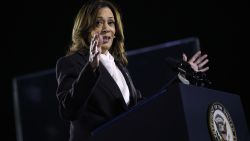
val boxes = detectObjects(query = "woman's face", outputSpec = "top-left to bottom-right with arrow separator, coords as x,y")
90,7 -> 116,53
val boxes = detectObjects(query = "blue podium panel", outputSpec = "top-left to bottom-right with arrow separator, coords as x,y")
90,83 -> 250,141
178,84 -> 250,141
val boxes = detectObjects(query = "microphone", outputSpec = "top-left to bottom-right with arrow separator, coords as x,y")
165,57 -> 193,75
165,57 -> 211,87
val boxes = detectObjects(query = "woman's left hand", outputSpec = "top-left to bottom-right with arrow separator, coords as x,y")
182,51 -> 209,72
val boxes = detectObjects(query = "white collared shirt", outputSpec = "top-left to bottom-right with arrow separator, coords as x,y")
100,52 -> 130,105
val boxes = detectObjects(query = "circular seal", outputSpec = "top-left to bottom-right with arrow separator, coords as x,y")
208,102 -> 237,141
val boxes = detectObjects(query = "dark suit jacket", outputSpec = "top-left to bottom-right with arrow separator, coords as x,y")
56,52 -> 142,141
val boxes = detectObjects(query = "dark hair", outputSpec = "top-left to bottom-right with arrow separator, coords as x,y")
68,0 -> 127,65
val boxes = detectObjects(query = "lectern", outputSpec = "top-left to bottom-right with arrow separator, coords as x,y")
90,83 -> 250,141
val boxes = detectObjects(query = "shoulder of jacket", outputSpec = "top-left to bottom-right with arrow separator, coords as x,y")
57,52 -> 88,65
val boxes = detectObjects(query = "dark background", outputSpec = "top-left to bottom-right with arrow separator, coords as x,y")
5,0 -> 249,140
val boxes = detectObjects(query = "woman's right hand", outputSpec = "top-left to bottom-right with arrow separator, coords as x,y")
89,33 -> 103,71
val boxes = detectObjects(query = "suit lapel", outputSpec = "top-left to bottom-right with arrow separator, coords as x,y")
75,52 -> 132,109
115,61 -> 137,106
99,63 -> 129,109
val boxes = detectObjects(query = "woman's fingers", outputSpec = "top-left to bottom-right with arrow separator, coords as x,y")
185,51 -> 209,72
90,33 -> 101,55
189,51 -> 201,63
199,66 -> 209,72
194,54 -> 208,65
198,59 -> 209,69
89,33 -> 99,63
89,33 -> 103,71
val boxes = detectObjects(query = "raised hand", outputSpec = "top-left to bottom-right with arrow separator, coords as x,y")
89,33 -> 103,71
183,51 -> 209,72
